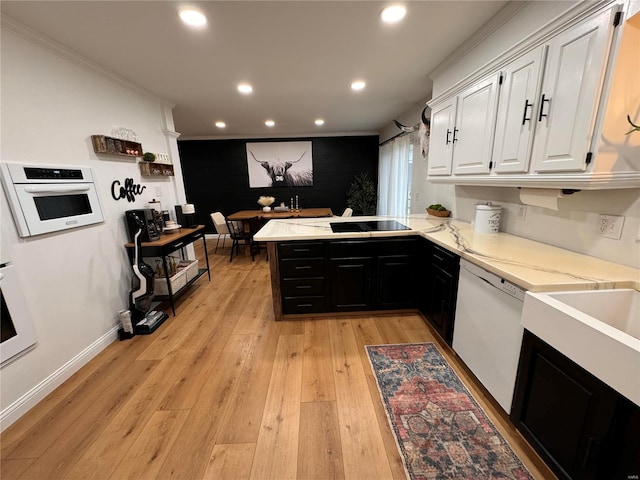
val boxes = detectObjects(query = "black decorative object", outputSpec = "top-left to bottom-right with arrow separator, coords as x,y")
111,178 -> 146,202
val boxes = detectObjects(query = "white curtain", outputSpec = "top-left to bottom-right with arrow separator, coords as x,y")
377,134 -> 413,216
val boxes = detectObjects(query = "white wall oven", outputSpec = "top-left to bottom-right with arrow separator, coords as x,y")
0,262 -> 37,366
1,163 -> 104,237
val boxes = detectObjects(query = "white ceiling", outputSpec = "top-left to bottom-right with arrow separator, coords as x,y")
1,1 -> 508,138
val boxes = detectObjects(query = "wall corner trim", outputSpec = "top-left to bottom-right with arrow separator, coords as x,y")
0,326 -> 120,432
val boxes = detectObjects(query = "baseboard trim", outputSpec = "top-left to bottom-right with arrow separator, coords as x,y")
0,326 -> 119,432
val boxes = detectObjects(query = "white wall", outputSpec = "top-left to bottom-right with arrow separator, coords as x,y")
0,24 -> 185,428
382,1 -> 640,269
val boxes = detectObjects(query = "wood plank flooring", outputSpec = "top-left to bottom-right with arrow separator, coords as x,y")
0,237 -> 557,479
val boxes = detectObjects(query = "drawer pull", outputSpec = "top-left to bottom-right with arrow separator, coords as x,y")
297,303 -> 312,307
296,285 -> 312,289
295,266 -> 312,270
433,254 -> 445,262
293,248 -> 310,252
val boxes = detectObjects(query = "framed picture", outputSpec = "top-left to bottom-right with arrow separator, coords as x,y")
246,141 -> 313,188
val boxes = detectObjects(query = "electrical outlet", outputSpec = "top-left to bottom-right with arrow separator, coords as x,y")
598,214 -> 624,239
517,204 -> 527,221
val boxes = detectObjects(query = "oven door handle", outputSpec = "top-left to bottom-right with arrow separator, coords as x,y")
24,185 -> 91,194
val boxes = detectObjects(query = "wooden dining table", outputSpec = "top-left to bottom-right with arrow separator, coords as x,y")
227,208 -> 334,255
227,207 -> 333,221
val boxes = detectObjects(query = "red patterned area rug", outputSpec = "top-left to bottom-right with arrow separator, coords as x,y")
366,343 -> 533,480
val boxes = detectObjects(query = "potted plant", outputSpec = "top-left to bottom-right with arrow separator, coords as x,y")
142,152 -> 156,162
346,172 -> 377,215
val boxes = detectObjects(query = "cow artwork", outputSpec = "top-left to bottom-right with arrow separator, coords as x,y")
246,141 -> 313,188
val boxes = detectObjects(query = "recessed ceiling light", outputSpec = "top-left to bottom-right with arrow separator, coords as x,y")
215,121 -> 226,128
237,83 -> 253,94
315,119 -> 325,126
265,120 -> 275,127
380,5 -> 407,23
351,80 -> 366,91
179,9 -> 207,27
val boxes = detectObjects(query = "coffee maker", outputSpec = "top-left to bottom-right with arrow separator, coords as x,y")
175,204 -> 197,228
125,209 -> 161,242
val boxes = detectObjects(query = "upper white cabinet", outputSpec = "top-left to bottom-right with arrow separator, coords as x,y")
428,74 -> 501,176
428,97 -> 456,176
427,2 -> 640,189
531,7 -> 617,173
452,74 -> 501,175
492,46 -> 546,173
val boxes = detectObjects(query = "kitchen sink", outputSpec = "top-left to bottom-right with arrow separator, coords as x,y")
521,289 -> 640,406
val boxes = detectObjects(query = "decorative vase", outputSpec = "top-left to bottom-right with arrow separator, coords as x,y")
262,206 -> 271,212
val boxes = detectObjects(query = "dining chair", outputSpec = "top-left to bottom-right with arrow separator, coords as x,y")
342,207 -> 353,217
210,212 -> 230,253
225,217 -> 260,262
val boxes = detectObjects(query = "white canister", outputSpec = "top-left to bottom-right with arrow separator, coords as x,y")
474,202 -> 502,234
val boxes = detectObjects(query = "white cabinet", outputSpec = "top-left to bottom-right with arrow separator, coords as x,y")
452,73 -> 501,175
427,97 -> 456,176
427,73 -> 501,176
426,3 -> 639,189
531,6 -> 618,173
492,46 -> 546,173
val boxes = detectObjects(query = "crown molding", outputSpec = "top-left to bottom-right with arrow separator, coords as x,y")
178,131 -> 380,141
2,15 -> 175,109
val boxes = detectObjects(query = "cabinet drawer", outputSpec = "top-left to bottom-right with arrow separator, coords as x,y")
431,245 -> 459,270
279,242 -> 325,258
280,258 -> 325,277
283,296 -> 326,314
282,277 -> 325,296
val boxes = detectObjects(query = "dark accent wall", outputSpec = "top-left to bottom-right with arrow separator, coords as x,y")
178,135 -> 379,232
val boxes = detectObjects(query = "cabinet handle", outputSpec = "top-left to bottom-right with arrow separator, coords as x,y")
538,94 -> 550,121
296,285 -> 312,289
445,129 -> 451,145
295,265 -> 311,270
298,303 -> 312,307
293,248 -> 310,252
452,128 -> 459,143
521,99 -> 533,125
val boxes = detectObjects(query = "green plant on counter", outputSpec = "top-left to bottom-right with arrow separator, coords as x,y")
428,203 -> 448,211
142,152 -> 156,162
346,171 -> 377,215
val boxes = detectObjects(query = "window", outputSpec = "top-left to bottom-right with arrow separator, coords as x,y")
377,134 -> 413,216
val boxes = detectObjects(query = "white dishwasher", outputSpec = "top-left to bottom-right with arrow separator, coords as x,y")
452,259 -> 526,414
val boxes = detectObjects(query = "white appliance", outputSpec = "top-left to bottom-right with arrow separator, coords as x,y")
0,262 -> 37,366
452,259 -> 526,413
0,162 -> 104,237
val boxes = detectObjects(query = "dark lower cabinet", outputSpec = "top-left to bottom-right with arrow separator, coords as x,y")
328,257 -> 373,310
376,255 -> 418,309
419,240 -> 459,345
278,237 -> 422,315
511,331 -> 640,480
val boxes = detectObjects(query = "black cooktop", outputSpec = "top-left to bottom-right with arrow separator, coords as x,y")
330,220 -> 410,233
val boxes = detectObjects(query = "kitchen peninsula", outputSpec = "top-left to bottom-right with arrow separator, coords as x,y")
256,214 -> 640,320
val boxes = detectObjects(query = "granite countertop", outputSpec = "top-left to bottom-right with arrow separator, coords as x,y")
254,214 -> 640,292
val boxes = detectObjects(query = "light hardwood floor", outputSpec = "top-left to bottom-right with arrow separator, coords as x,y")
1,238 -> 556,479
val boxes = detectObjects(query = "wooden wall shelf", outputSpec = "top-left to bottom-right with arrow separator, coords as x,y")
91,135 -> 142,158
139,162 -> 174,176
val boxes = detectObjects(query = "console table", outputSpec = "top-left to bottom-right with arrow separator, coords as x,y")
125,225 -> 210,316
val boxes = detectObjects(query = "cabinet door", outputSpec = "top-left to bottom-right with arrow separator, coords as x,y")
328,258 -> 373,311
376,255 -> 417,309
452,73 -> 501,175
492,46 -> 546,173
426,264 -> 456,345
531,6 -> 618,173
511,331 -> 619,480
427,97 -> 456,176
